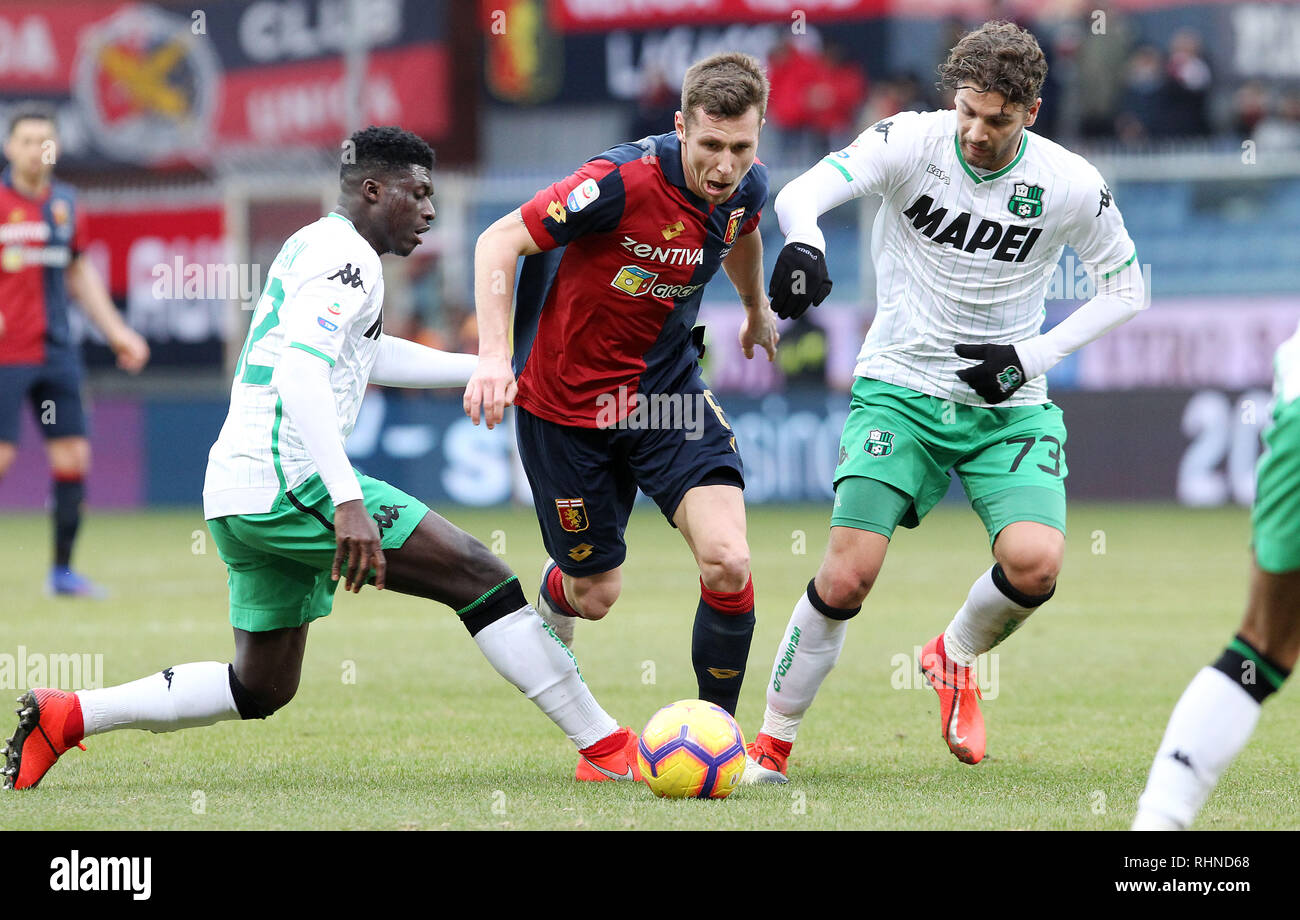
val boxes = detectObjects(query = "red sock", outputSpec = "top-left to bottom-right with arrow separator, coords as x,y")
546,565 -> 580,617
63,694 -> 85,747
580,727 -> 626,759
699,574 -> 754,614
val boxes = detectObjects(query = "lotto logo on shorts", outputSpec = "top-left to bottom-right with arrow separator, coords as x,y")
610,264 -> 657,297
555,498 -> 589,532
865,428 -> 895,457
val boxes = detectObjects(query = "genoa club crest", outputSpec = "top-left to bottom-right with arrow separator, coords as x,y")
723,208 -> 746,244
555,498 -> 589,532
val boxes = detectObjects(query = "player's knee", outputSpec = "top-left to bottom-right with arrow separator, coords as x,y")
698,543 -> 750,594
229,667 -> 297,718
997,549 -> 1061,598
817,563 -> 878,610
570,577 -> 619,620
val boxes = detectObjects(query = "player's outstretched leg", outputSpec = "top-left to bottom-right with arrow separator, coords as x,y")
747,525 -> 886,782
3,652 -> 287,790
1134,563 -> 1300,829
922,521 -> 1061,765
383,511 -> 638,781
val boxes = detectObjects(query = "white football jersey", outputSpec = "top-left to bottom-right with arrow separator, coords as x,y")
203,212 -> 385,518
825,109 -> 1136,406
1275,319 -> 1300,408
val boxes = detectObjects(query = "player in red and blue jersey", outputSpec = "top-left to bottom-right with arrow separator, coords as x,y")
466,53 -> 786,784
0,110 -> 150,596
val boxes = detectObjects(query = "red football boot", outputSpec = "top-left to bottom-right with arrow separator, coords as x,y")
919,634 -> 985,764
3,689 -> 87,790
576,727 -> 641,782
743,733 -> 791,784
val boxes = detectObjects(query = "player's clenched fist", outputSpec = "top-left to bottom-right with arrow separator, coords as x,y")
464,353 -> 518,429
767,242 -> 833,320
954,343 -> 1026,404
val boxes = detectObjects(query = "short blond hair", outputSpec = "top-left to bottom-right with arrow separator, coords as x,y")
680,52 -> 769,126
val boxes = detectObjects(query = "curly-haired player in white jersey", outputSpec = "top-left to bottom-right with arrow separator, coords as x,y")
744,22 -> 1147,777
4,126 -> 642,791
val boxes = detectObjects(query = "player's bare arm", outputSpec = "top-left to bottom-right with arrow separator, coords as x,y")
465,207 -> 542,429
722,228 -> 779,361
65,254 -> 150,374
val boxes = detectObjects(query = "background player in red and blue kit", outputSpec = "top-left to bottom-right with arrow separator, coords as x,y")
466,53 -> 786,782
0,110 -> 150,596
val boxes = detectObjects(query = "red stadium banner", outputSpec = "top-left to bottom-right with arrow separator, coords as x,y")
0,0 -> 451,169
545,0 -> 1282,32
79,202 -> 230,366
547,0 -> 889,32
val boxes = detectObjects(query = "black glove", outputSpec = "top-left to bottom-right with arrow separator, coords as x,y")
768,242 -> 833,320
954,343 -> 1026,404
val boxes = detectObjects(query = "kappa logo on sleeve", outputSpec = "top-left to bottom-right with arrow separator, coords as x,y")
327,263 -> 366,290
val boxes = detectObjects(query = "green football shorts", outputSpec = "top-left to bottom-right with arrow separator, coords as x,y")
831,377 -> 1068,543
207,471 -> 429,632
1252,395 -> 1300,574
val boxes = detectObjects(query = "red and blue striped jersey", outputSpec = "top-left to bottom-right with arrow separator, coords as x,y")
514,132 -> 766,427
0,167 -> 86,365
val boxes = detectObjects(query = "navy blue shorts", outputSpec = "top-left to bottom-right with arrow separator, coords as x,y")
516,375 -> 744,577
0,350 -> 87,443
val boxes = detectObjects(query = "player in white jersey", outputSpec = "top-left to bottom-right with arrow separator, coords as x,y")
743,22 -> 1148,778
4,127 -> 643,791
1134,321 -> 1300,829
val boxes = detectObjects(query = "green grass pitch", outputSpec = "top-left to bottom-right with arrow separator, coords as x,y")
1,502 -> 1294,830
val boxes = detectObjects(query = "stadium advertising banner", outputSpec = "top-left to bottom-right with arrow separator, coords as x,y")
77,203 -> 229,368
0,0 -> 450,168
546,0 -> 890,32
0,385 -> 1272,510
487,0 -> 1287,105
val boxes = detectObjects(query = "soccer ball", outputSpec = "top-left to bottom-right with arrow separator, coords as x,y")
637,699 -> 747,799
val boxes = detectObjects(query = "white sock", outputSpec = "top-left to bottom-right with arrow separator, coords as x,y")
1134,667 -> 1262,829
760,588 -> 849,743
943,566 -> 1040,667
76,661 -> 239,736
473,605 -> 618,750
